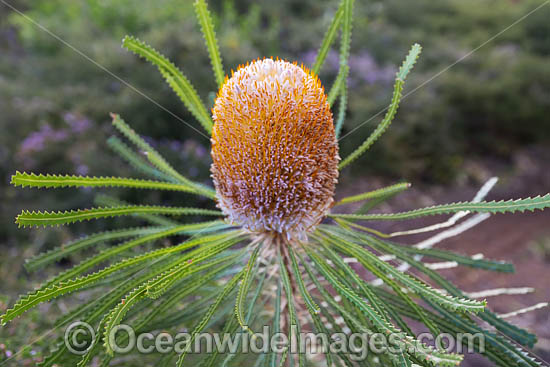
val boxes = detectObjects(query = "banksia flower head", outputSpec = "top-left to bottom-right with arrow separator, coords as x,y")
211,58 -> 340,241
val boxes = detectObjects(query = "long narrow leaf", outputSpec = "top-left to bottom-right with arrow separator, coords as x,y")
339,43 -> 421,169
175,269 -> 243,366
330,194 -> 550,221
336,182 -> 411,205
111,114 -> 216,198
235,242 -> 263,332
12,171 -> 203,195
194,0 -> 225,87
0,230 -> 235,325
106,136 -> 173,181
304,246 -> 462,366
322,231 -> 486,313
312,1 -> 344,74
327,65 -> 348,106
122,37 -> 213,133
16,205 -> 221,227
278,248 -> 304,367
25,226 -> 169,271
93,193 -> 181,227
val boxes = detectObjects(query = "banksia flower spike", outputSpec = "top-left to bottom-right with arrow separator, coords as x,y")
3,0 -> 550,366
211,59 -> 339,241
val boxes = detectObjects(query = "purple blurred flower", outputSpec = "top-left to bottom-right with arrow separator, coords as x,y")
64,112 -> 91,133
76,164 -> 89,176
301,49 -> 395,86
349,51 -> 396,85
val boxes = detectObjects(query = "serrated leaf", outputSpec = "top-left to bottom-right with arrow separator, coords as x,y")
335,75 -> 348,138
396,243 -> 514,273
107,136 -> 173,181
194,0 -> 225,87
16,205 -> 221,227
93,193 -> 181,227
0,230 -> 233,325
287,246 -> 320,314
278,248 -> 305,367
235,242 -> 263,332
330,0 -> 353,136
330,194 -> 550,221
336,223 -> 537,348
336,182 -> 411,205
110,114 -> 215,197
301,248 -> 462,366
25,226 -> 169,272
144,237 -> 242,299
175,269 -> 243,366
327,65 -> 348,106
122,37 -> 213,133
322,230 -> 486,313
311,1 -> 344,75
339,43 -> 421,169
428,301 -> 541,367
11,171 -> 202,195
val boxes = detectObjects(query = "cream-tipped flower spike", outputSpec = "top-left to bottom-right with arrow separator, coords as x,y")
211,58 -> 339,241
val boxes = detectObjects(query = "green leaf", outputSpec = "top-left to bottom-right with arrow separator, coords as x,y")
287,246 -> 320,314
339,0 -> 353,68
327,65 -> 348,106
297,252 -> 369,367
103,251 -> 239,356
330,0 -> 353,136
334,77 -> 348,138
322,231 -> 487,313
137,259 -> 241,331
330,194 -> 550,221
122,37 -> 213,133
278,248 -> 304,367
111,114 -> 216,198
44,224 -> 215,286
326,0 -> 352,105
176,270 -> 244,366
0,230 -> 234,325
428,301 -> 541,367
336,223 -> 537,348
317,240 -> 395,321
106,136 -> 173,181
269,280 -> 282,367
319,236 -> 441,336
235,242 -> 263,332
24,226 -> 170,272
11,171 -> 203,195
336,182 -> 411,205
339,43 -> 421,169
93,193 -> 181,227
194,0 -> 225,87
144,238 -> 242,299
16,205 -> 221,227
479,310 -> 537,349
202,314 -> 238,367
304,246 -> 400,335
311,1 -> 344,75
395,243 -> 514,273
304,245 -> 462,366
